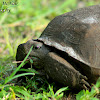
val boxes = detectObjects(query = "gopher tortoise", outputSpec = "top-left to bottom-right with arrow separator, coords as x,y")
16,5 -> 100,90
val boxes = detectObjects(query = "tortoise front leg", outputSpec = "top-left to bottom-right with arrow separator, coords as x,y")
43,52 -> 90,90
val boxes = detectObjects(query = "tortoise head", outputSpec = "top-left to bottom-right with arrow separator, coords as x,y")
16,40 -> 50,68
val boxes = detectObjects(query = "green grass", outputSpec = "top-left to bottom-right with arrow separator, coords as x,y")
0,0 -> 100,99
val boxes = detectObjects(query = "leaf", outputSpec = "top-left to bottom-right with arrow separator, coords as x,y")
30,59 -> 33,64
10,72 -> 35,81
19,68 -> 39,74
56,93 -> 64,100
49,85 -> 54,97
54,87 -> 68,97
76,90 -> 84,100
91,97 -> 99,100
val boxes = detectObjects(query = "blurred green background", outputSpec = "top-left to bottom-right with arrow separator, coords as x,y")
0,0 -> 100,59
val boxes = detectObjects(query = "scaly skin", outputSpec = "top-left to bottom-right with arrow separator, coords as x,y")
16,40 -> 90,90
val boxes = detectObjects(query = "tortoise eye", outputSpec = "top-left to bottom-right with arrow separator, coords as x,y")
34,46 -> 41,49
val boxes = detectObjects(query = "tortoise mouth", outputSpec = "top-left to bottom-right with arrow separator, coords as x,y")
28,56 -> 39,61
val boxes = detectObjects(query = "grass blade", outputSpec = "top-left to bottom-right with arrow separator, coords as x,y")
4,46 -> 33,84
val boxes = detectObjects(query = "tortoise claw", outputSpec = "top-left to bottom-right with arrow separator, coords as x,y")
80,76 -> 91,89
83,84 -> 88,90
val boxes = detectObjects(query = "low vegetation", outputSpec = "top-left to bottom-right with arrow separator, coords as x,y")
0,0 -> 100,99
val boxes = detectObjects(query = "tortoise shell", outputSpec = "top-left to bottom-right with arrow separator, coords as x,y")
37,5 -> 100,82
38,5 -> 100,70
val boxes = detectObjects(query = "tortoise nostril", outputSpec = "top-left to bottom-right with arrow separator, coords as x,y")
18,44 -> 24,49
